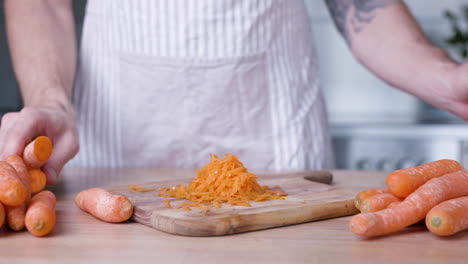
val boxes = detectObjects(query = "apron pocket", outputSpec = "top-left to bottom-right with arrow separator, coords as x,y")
119,52 -> 273,169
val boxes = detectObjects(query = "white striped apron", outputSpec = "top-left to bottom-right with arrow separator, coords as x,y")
70,0 -> 334,171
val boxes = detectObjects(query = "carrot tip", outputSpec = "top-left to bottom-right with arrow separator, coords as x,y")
350,214 -> 377,236
355,199 -> 361,208
34,136 -> 53,162
120,200 -> 133,217
430,216 -> 442,229
33,220 -> 46,231
361,202 -> 369,213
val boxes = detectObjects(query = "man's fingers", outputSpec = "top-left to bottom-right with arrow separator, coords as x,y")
42,131 -> 79,185
0,109 -> 43,160
0,112 -> 19,157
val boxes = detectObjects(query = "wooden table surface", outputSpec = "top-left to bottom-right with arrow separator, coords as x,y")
0,168 -> 467,264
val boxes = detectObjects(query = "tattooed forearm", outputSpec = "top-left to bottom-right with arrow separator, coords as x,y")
325,0 -> 398,44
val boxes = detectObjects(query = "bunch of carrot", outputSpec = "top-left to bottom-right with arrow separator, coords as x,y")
350,159 -> 468,237
0,136 -> 56,237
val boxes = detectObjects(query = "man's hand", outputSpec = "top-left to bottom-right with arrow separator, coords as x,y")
3,0 -> 77,184
0,106 -> 79,185
325,0 -> 468,121
444,63 -> 468,120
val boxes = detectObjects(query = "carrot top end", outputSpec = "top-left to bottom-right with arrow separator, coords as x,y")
429,216 -> 442,229
33,137 -> 53,162
33,220 -> 46,231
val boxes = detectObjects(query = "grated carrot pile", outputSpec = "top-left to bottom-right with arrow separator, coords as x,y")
158,154 -> 287,212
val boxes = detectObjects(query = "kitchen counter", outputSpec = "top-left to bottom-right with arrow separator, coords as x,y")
0,168 -> 466,264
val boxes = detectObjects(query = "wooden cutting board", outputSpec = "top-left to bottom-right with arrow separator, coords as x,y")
107,173 -> 358,236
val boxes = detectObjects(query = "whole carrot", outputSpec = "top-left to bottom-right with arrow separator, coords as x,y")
23,136 -> 53,169
0,202 -> 5,227
360,193 -> 403,213
28,169 -> 47,194
5,204 -> 26,231
354,188 -> 388,210
25,191 -> 56,237
350,169 -> 468,237
5,155 -> 31,200
75,188 -> 133,223
426,196 -> 468,236
386,159 -> 463,198
4,155 -> 30,230
0,161 -> 28,207
387,202 -> 400,209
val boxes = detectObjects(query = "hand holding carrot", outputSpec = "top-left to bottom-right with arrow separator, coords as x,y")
0,106 -> 79,184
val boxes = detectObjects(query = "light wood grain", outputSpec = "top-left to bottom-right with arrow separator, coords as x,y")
107,174 -> 356,236
0,168 -> 466,264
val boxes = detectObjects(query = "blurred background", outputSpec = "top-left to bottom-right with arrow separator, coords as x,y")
1,0 -> 468,170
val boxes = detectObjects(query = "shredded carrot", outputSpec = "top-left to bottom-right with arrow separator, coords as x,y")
128,185 -> 157,192
163,200 -> 172,209
158,154 -> 288,212
176,205 -> 191,211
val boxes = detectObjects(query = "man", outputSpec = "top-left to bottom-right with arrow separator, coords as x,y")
0,0 -> 467,185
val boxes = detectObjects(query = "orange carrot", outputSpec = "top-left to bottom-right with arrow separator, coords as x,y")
0,202 -> 5,227
23,136 -> 53,169
0,161 -> 28,206
6,204 -> 26,231
387,201 -> 400,209
25,191 -> 56,237
350,169 -> 468,237
354,188 -> 388,210
75,188 -> 133,223
426,196 -> 468,236
360,193 -> 403,213
4,155 -> 31,230
386,159 -> 463,198
4,155 -> 31,200
28,169 -> 47,194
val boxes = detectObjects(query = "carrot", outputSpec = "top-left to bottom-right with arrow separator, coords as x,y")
354,188 -> 388,210
28,169 -> 47,194
426,196 -> 468,236
75,188 -> 133,223
350,169 -> 468,237
386,159 -> 463,198
4,155 -> 31,230
387,201 -> 400,209
128,185 -> 156,192
163,200 -> 172,209
5,204 -> 26,231
360,193 -> 403,213
25,190 -> 56,237
23,136 -> 53,169
0,161 -> 28,206
0,202 -> 5,227
4,155 -> 31,200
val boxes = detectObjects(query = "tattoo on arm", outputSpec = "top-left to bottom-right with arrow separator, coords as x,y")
325,0 -> 398,44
